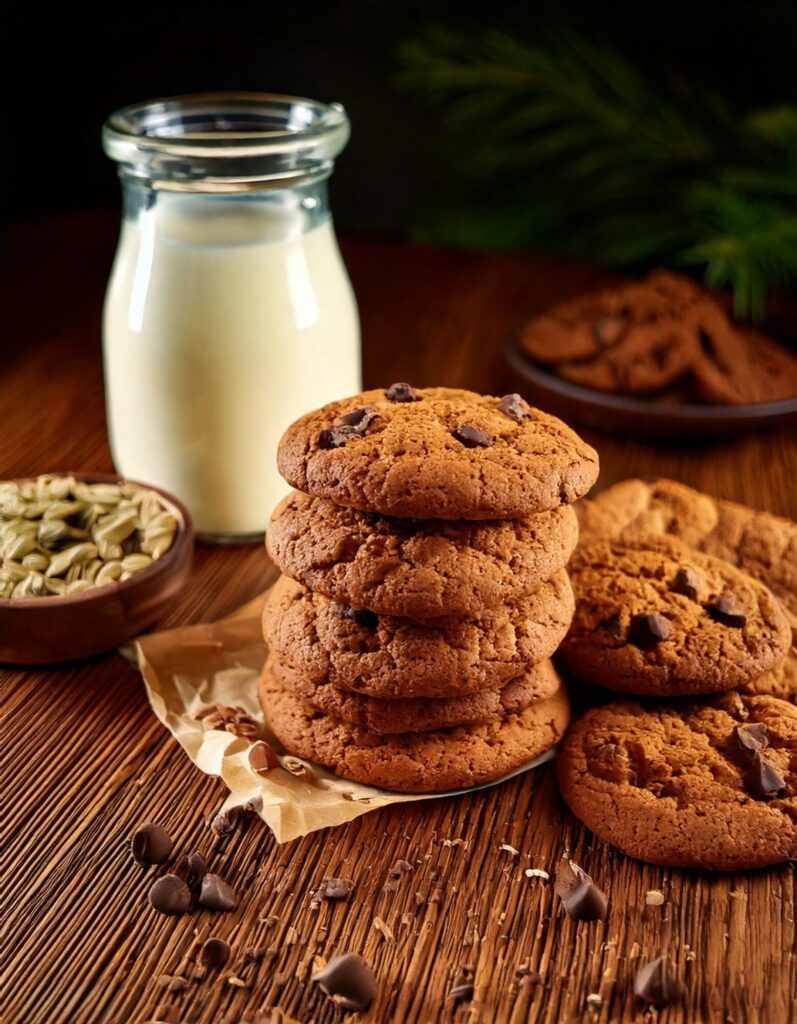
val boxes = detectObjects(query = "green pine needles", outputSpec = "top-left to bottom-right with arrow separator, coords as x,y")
399,29 -> 797,319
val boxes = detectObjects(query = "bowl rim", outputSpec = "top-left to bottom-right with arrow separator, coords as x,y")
505,332 -> 797,422
0,473 -> 194,609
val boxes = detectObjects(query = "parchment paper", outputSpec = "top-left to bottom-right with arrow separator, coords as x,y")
131,592 -> 554,843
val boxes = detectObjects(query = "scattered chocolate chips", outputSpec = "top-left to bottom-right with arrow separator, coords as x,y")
321,877 -> 354,901
733,722 -> 769,754
175,849 -> 207,897
148,874 -> 191,916
199,873 -> 239,912
745,751 -> 787,799
313,953 -> 376,1012
497,393 -> 532,422
672,567 -> 700,601
389,859 -> 413,877
628,612 -> 671,649
555,861 -> 608,922
202,937 -> 231,969
634,956 -> 685,1007
342,606 -> 379,629
452,424 -> 492,448
593,313 -> 628,347
706,594 -> 747,628
249,741 -> 280,774
131,823 -> 173,866
384,382 -> 420,402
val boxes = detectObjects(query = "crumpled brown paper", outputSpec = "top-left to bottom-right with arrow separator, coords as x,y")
131,591 -> 555,843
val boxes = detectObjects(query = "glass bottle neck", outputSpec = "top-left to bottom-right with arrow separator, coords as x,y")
120,178 -> 332,244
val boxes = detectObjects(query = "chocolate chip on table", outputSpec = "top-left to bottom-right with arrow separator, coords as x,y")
176,850 -> 207,895
313,953 -> 377,1012
202,937 -> 231,969
384,382 -> 420,402
452,424 -> 492,448
554,861 -> 608,922
634,956 -> 685,1007
497,393 -> 532,422
389,859 -> 413,877
148,874 -> 191,916
706,594 -> 747,628
131,823 -> 172,866
733,722 -> 769,754
628,612 -> 671,648
745,751 -> 787,799
672,567 -> 700,601
321,877 -> 354,900
593,313 -> 628,347
199,873 -> 239,912
342,606 -> 379,629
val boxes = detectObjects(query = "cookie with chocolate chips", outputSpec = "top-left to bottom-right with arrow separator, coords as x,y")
263,572 -> 575,699
260,666 -> 570,793
520,271 -> 704,395
266,490 -> 579,619
557,692 -> 797,869
559,537 -> 791,696
267,656 -> 562,734
276,386 -> 599,519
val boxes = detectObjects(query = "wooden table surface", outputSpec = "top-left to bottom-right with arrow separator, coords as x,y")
3,213 -> 797,1024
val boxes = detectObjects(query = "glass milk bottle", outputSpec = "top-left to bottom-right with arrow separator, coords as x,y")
102,93 -> 361,540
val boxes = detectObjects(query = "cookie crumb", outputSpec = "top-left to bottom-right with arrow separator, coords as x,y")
645,889 -> 665,906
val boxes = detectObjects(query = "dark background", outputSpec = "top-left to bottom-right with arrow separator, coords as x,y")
4,0 -> 797,238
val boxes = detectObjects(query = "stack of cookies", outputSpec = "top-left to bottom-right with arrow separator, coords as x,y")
555,512 -> 797,870
260,385 -> 600,793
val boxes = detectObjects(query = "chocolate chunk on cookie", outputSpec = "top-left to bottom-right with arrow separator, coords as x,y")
268,656 -> 562,734
559,537 -> 791,696
263,572 -> 575,699
260,667 -> 570,793
267,491 -> 579,619
557,693 -> 797,869
276,387 -> 599,519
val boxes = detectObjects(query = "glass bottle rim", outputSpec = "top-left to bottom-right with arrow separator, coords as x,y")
102,92 -> 350,193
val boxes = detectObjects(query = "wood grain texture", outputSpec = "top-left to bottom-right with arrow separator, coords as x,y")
2,212 -> 797,1024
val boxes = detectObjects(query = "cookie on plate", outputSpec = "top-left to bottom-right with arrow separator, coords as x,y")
692,301 -> 797,405
276,386 -> 599,520
261,666 -> 570,793
263,572 -> 575,699
520,271 -> 703,394
268,656 -> 562,734
559,537 -> 791,696
557,692 -> 797,869
267,490 -> 579,618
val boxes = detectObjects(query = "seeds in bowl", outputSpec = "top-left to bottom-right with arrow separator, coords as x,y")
0,476 -> 180,599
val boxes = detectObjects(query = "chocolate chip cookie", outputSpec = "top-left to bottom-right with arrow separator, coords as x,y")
267,490 -> 579,618
520,271 -> 703,395
261,666 -> 570,793
276,386 -> 599,519
268,656 -> 562,734
263,572 -> 575,699
575,478 -> 719,549
559,537 -> 791,696
693,301 -> 797,405
557,693 -> 797,869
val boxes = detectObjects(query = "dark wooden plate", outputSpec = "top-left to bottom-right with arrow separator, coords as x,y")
505,334 -> 797,439
0,474 -> 194,665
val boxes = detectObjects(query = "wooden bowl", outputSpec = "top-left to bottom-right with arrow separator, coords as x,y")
505,334 -> 797,440
0,474 -> 194,665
